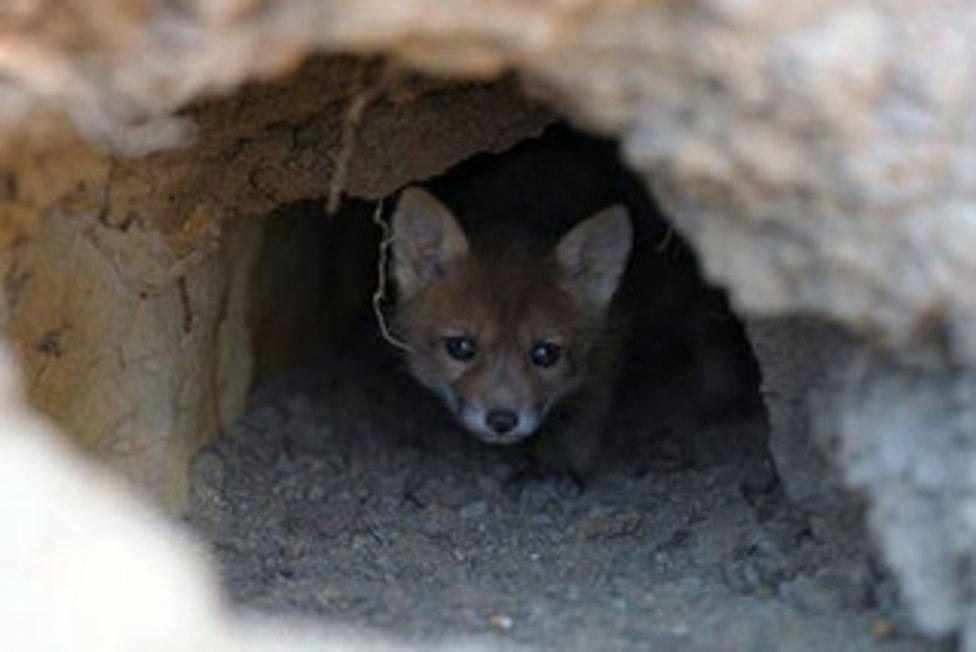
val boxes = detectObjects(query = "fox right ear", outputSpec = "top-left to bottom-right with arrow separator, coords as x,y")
391,187 -> 469,299
556,204 -> 633,308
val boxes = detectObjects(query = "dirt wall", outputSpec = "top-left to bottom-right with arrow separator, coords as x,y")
0,56 -> 550,508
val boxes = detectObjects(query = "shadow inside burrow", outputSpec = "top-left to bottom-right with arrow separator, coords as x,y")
241,122 -> 772,491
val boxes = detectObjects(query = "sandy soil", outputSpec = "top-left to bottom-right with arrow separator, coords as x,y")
186,324 -> 949,652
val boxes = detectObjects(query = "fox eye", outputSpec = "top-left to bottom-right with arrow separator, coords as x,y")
444,335 -> 478,362
530,342 -> 562,368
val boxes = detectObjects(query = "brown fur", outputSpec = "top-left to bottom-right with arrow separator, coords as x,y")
390,186 -> 632,474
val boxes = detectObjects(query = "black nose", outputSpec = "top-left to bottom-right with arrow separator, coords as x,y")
486,410 -> 518,434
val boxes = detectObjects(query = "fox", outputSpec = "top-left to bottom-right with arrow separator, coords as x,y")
389,184 -> 633,477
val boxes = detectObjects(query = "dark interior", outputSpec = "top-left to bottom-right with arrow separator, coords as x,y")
247,123 -> 766,479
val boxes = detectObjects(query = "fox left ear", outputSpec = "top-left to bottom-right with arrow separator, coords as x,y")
391,186 -> 470,299
556,205 -> 633,308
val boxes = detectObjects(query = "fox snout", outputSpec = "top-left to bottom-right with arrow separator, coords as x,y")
455,398 -> 544,444
443,347 -> 549,443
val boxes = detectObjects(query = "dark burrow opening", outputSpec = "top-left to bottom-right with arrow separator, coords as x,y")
186,124 -> 946,651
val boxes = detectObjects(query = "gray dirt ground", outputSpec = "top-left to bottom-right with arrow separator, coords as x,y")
186,328 -> 951,651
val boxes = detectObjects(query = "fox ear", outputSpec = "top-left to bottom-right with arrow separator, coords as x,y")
556,205 -> 633,307
391,187 -> 469,298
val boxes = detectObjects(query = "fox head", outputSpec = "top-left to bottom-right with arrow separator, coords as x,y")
390,186 -> 632,444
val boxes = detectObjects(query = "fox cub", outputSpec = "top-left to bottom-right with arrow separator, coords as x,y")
389,184 -> 633,476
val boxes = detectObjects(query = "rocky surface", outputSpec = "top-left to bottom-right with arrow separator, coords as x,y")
186,327 -> 945,652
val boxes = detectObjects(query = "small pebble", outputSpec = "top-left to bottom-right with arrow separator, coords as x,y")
317,587 -> 342,604
488,613 -> 514,630
461,500 -> 489,519
872,619 -> 893,639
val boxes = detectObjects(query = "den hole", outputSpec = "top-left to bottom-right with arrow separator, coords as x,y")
186,125 -> 912,648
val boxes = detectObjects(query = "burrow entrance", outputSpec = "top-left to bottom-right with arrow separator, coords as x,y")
184,125 -> 939,650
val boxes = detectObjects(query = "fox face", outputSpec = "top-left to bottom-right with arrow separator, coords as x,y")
390,187 -> 632,445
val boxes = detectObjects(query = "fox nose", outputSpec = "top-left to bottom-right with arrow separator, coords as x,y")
486,410 -> 519,435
